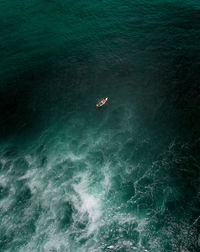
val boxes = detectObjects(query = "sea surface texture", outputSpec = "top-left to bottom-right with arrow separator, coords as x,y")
0,1 -> 200,251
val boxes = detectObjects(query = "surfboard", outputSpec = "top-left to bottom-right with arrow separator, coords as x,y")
96,97 -> 108,107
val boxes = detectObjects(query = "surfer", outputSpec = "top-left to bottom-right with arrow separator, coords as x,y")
96,97 -> 108,107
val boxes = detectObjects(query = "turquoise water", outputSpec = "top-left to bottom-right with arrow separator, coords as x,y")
0,1 -> 200,251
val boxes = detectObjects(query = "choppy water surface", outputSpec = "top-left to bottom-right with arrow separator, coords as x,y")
0,1 -> 200,251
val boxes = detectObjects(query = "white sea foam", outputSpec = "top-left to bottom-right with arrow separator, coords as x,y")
24,154 -> 35,166
0,173 -> 9,187
72,173 -> 102,234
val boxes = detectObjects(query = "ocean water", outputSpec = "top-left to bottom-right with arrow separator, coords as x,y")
0,0 -> 200,251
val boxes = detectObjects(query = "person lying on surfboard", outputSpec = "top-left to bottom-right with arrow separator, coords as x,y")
96,97 -> 108,107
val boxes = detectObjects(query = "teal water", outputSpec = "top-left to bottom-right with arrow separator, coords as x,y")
0,1 -> 200,251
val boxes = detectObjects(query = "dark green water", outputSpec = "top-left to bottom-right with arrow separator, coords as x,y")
0,1 -> 200,251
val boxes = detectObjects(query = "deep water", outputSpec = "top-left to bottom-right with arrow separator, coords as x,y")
0,1 -> 200,251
